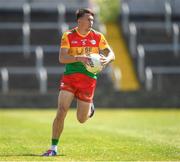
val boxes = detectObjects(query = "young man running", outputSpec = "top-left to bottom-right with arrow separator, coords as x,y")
43,8 -> 115,156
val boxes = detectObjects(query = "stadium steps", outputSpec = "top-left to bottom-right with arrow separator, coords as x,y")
144,51 -> 180,66
31,28 -> 61,46
0,53 -> 35,67
0,28 -> 22,45
0,9 -> 23,22
139,50 -> 180,92
0,71 -> 62,91
43,52 -> 60,67
106,23 -> 140,91
137,28 -> 173,44
0,52 -> 61,67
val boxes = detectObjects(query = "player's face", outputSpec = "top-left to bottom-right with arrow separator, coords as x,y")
79,13 -> 94,30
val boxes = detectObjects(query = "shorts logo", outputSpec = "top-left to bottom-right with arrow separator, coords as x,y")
85,91 -> 91,97
90,40 -> 96,45
60,82 -> 64,87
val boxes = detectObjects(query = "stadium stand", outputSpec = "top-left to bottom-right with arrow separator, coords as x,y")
1,0 -> 180,107
120,0 -> 180,92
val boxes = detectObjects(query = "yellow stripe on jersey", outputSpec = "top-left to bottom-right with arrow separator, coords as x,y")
61,32 -> 70,49
99,33 -> 109,50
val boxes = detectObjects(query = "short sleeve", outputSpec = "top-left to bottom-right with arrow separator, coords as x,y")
60,32 -> 70,49
99,33 -> 109,50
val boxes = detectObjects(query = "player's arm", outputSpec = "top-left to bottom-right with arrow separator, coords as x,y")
59,48 -> 91,64
99,33 -> 115,66
59,48 -> 76,64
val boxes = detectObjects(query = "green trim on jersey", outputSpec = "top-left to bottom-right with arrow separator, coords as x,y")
64,62 -> 98,79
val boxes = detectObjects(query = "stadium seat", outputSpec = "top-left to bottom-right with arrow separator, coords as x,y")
120,0 -> 180,92
0,28 -> 22,45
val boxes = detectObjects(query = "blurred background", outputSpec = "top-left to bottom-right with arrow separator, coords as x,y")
0,0 -> 180,108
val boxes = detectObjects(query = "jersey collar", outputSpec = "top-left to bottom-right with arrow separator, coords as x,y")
75,27 -> 91,37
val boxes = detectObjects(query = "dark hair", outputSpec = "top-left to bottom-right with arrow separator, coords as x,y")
76,8 -> 94,20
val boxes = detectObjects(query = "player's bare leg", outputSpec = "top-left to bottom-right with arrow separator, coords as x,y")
52,90 -> 74,139
76,99 -> 93,123
43,90 -> 74,156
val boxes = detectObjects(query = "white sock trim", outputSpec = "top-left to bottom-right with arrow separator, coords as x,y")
51,145 -> 57,152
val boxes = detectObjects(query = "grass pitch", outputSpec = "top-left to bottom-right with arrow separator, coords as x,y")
0,108 -> 180,161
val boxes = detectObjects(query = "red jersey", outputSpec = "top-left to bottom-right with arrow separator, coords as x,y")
60,27 -> 109,79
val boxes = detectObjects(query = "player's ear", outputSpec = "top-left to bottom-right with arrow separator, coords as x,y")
77,18 -> 81,24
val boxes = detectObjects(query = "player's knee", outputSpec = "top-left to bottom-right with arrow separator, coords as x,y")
77,115 -> 87,124
59,104 -> 68,113
56,105 -> 68,119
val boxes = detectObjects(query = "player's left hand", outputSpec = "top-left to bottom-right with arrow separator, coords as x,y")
99,54 -> 111,67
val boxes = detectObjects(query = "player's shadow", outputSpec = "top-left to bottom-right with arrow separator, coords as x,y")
0,153 -> 66,157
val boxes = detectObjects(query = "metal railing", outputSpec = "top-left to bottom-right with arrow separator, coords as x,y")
121,2 -> 129,35
137,45 -> 145,82
23,23 -> 30,57
35,46 -> 44,68
165,1 -> 172,34
114,67 -> 121,90
129,23 -> 137,57
173,23 -> 179,56
23,2 -> 30,24
0,68 -> 9,94
37,67 -> 47,94
57,3 -> 66,26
